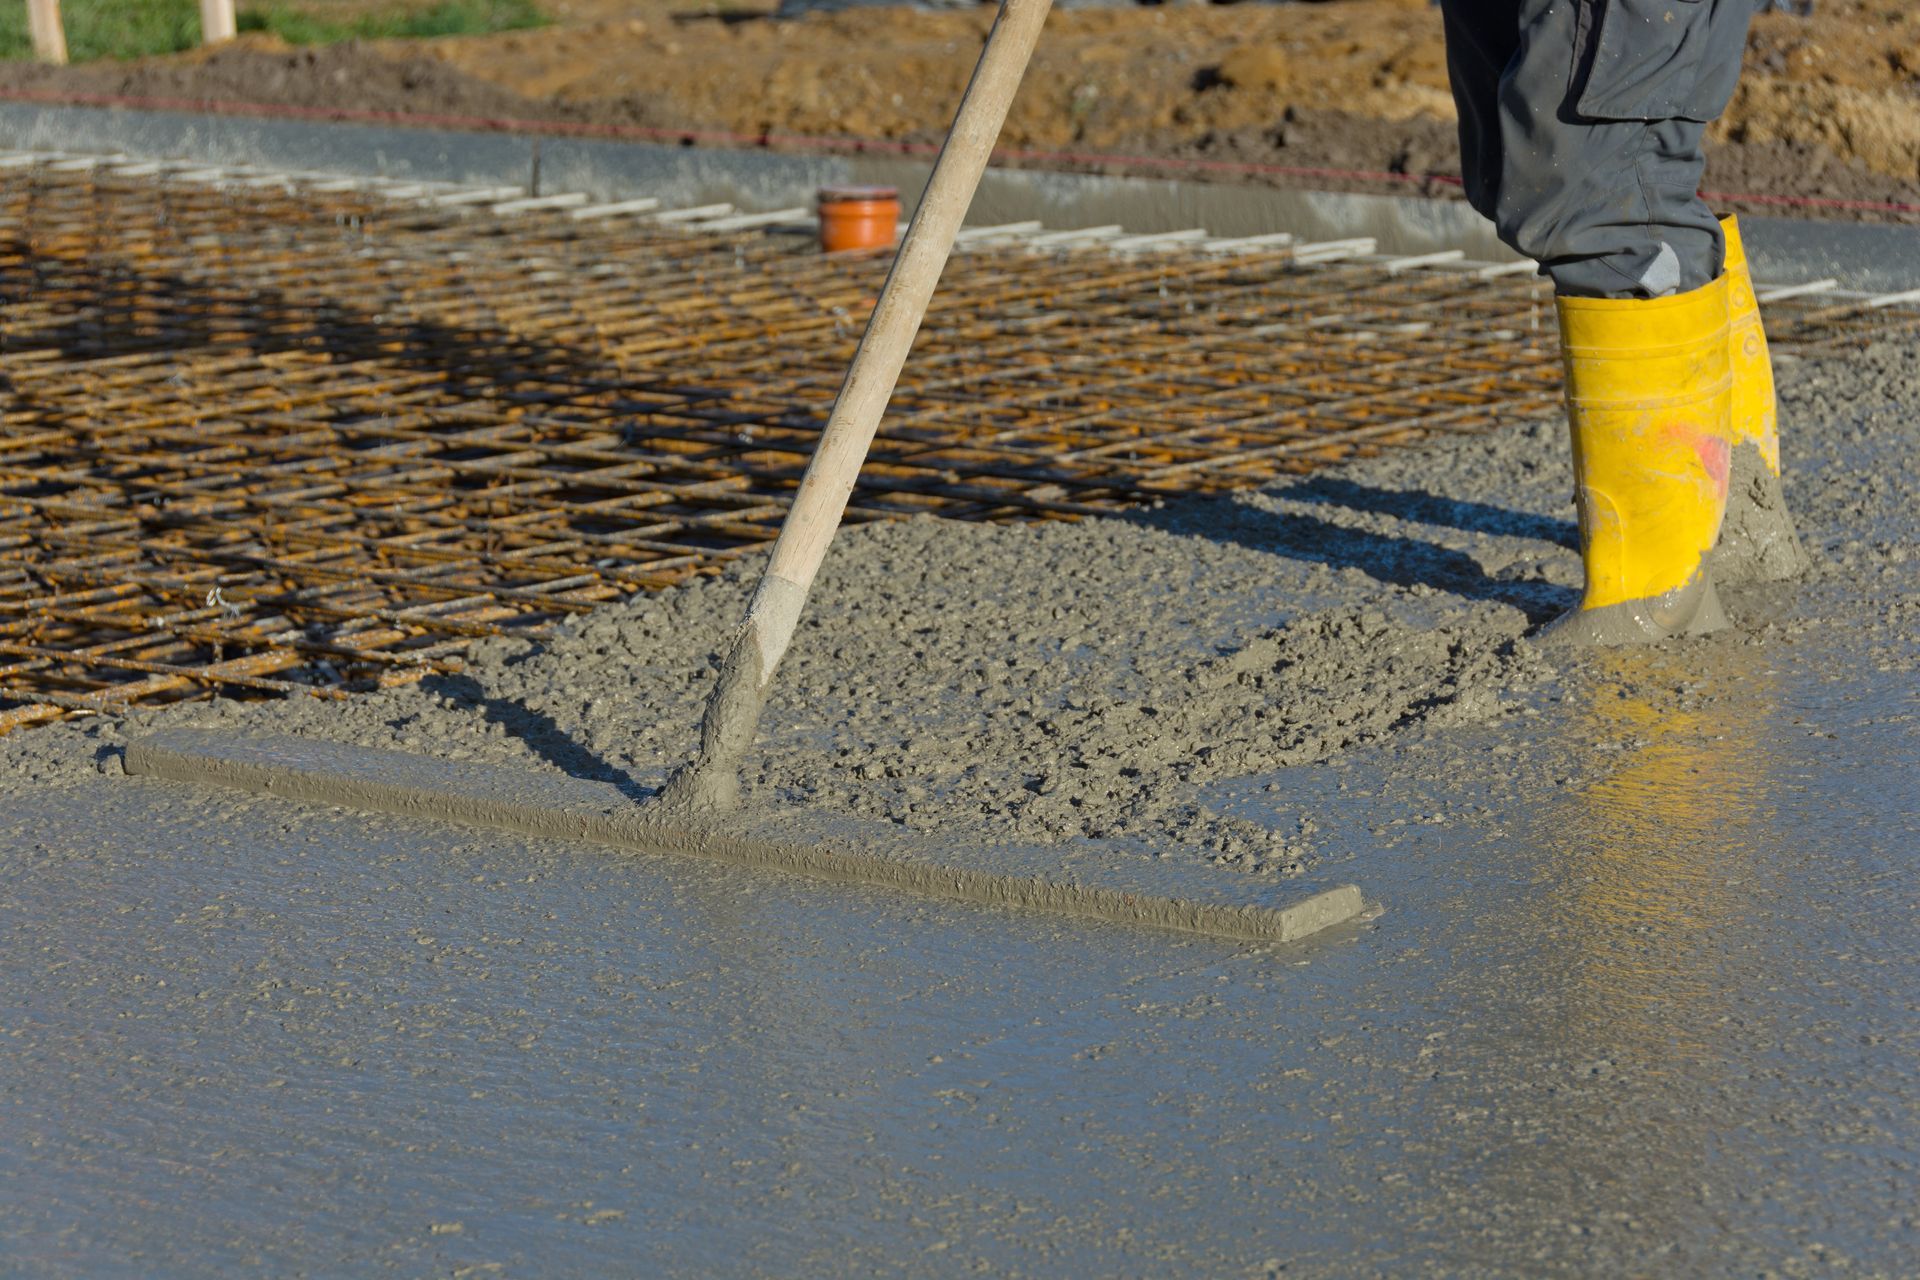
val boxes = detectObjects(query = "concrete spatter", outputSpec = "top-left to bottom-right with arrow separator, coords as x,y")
656,569 -> 811,814
1532,572 -> 1731,648
1713,438 -> 1813,585
652,621 -> 773,815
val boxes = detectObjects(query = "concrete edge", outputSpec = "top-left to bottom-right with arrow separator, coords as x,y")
123,730 -> 1368,947
6,99 -> 1918,289
0,99 -> 1512,258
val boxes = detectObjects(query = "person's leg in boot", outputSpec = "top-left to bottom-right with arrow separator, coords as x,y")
1547,271 -> 1734,643
1437,0 -> 1780,643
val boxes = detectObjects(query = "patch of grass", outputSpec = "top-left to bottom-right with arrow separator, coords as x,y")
0,0 -> 547,62
239,0 -> 547,45
0,0 -> 202,63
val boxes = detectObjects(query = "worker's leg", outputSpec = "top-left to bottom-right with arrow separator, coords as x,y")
1435,0 -> 1518,227
1437,0 -> 1744,296
1488,0 -> 1749,297
1439,0 -> 1781,642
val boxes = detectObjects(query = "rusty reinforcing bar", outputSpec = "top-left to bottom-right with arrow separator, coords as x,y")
2,151 -> 1912,730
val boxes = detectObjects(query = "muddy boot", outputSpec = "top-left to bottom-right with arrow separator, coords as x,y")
1540,275 -> 1734,646
1711,214 -> 1812,584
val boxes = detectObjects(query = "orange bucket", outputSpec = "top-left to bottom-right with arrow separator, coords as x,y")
817,185 -> 900,253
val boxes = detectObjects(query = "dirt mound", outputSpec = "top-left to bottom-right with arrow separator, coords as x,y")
1720,77 -> 1920,187
1,1 -> 1915,217
0,32 -> 562,121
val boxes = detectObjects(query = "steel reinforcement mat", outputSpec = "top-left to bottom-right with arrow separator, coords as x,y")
3,157 -> 1913,729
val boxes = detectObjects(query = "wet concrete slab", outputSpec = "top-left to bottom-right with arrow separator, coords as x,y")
123,728 -> 1366,945
4,612 -> 1915,1276
4,341 -> 1916,1274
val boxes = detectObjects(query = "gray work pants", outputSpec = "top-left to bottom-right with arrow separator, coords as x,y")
1438,0 -> 1754,298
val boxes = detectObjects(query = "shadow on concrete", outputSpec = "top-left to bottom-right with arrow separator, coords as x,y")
1274,474 -> 1578,550
1128,489 -> 1573,623
421,672 -> 650,801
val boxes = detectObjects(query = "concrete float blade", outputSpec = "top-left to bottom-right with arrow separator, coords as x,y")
124,729 -> 1366,946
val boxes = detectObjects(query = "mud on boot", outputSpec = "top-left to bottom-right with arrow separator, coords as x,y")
1711,215 -> 1812,585
1536,570 -> 1729,648
1714,439 -> 1811,584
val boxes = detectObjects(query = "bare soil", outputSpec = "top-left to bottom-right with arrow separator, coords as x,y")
0,0 -> 1916,219
3,0 -> 1920,217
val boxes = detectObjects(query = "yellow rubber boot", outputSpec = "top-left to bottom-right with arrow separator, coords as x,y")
1544,275 -> 1734,645
1712,214 -> 1810,583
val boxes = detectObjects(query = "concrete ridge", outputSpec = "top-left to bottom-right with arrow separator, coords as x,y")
124,729 -> 1369,946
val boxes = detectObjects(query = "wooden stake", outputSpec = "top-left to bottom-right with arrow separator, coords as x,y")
199,0 -> 237,45
27,0 -> 67,64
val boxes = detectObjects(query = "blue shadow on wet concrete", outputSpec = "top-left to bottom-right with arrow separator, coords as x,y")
1276,474 -> 1578,549
1129,480 -> 1577,623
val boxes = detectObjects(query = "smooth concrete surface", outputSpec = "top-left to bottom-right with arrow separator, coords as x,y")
4,610 -> 1915,1276
6,100 -> 1920,288
124,729 -> 1366,945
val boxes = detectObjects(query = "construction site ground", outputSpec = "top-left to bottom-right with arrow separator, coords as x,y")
0,0 -> 1917,219
4,333 -> 1917,1273
1,8 -> 1917,1267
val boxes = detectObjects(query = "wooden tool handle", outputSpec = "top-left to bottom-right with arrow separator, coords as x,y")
656,0 -> 1053,812
764,0 -> 1051,597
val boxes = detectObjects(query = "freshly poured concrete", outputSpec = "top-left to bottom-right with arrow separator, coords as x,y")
124,729 -> 1364,945
4,606 -> 1914,1275
3,342 -> 1917,1273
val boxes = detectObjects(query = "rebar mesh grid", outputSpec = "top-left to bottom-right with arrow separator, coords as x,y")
2,161 -> 1911,729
